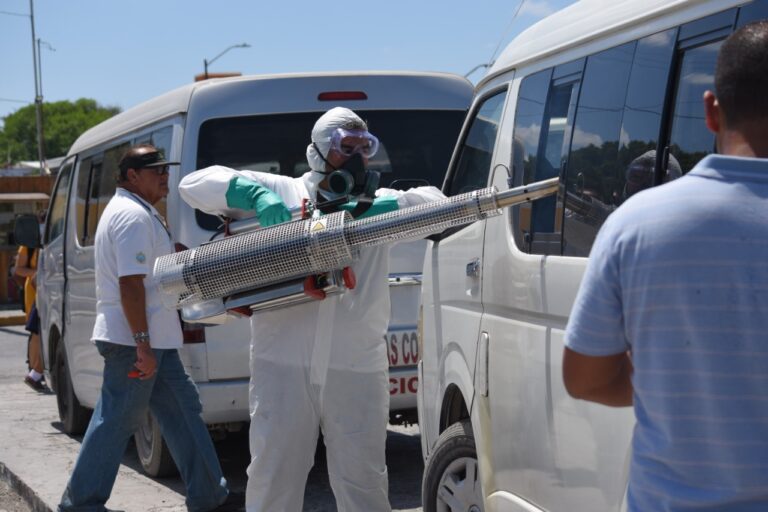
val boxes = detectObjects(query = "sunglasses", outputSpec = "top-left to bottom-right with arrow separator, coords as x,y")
139,165 -> 170,176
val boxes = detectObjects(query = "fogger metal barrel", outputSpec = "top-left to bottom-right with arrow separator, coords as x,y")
155,178 -> 558,309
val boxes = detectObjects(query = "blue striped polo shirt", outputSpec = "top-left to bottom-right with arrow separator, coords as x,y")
565,154 -> 768,511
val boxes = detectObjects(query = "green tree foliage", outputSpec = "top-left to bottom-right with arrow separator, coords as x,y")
1,99 -> 120,163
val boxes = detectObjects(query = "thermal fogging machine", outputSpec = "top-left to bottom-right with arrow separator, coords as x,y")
154,178 -> 558,322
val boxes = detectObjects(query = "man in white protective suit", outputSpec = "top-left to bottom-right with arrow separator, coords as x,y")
178,107 -> 444,512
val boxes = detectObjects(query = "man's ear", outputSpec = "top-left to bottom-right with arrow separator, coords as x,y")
703,90 -> 721,135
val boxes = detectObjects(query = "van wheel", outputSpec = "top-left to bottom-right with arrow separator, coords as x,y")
422,420 -> 484,512
55,342 -> 92,435
134,411 -> 178,477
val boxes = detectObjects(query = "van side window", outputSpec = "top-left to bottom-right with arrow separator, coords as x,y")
514,62 -> 582,255
75,157 -> 95,246
562,43 -> 635,256
667,41 -> 722,173
737,0 -> 768,26
135,127 -> 172,218
445,90 -> 507,196
135,126 -> 172,157
46,158 -> 74,243
76,144 -> 124,247
619,29 -> 676,190
512,69 -> 550,252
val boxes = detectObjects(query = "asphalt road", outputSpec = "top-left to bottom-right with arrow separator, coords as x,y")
0,324 -> 424,511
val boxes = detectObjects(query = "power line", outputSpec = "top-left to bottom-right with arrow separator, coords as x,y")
0,9 -> 28,17
0,98 -> 31,104
489,0 -> 527,65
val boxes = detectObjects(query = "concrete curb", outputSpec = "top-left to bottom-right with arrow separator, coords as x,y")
0,310 -> 26,327
0,380 -> 189,512
0,462 -> 52,512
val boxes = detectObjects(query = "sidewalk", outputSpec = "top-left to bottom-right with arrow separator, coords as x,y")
0,381 -> 188,511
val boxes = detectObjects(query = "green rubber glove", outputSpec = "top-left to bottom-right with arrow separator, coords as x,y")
225,176 -> 291,226
339,196 -> 400,219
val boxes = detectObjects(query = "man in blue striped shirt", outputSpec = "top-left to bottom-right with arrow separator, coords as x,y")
563,20 -> 768,512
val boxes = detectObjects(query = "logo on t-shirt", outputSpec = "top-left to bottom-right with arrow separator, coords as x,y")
136,252 -> 146,264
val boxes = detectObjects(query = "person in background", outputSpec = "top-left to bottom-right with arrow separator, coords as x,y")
13,226 -> 46,392
58,144 -> 241,512
179,107 -> 445,511
562,21 -> 768,511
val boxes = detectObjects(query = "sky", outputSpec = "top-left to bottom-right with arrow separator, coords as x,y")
0,0 -> 576,128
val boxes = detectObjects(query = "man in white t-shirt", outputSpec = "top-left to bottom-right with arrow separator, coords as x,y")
58,144 -> 242,512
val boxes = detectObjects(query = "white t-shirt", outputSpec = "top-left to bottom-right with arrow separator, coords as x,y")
91,187 -> 183,348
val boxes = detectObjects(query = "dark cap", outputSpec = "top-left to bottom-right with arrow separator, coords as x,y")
118,144 -> 180,174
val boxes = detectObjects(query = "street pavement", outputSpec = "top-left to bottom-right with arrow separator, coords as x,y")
0,324 -> 424,511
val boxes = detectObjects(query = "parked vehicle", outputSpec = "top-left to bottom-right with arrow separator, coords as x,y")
37,71 -> 472,476
417,0 -> 768,510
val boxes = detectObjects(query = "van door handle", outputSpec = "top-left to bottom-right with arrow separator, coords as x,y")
466,258 -> 480,277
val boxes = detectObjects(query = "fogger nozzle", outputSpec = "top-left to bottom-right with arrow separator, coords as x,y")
154,178 -> 558,309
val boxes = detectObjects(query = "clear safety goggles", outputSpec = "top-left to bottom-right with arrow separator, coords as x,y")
329,128 -> 379,158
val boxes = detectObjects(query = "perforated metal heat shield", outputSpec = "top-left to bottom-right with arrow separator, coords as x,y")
155,187 -> 501,308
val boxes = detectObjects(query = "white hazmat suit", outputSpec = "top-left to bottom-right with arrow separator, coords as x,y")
179,107 -> 444,511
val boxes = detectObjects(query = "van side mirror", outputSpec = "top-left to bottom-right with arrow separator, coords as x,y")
14,214 -> 41,249
389,178 -> 430,191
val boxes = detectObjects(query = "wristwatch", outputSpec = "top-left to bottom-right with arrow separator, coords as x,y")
132,331 -> 150,344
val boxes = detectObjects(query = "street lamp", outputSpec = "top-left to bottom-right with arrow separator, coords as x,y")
203,43 -> 250,80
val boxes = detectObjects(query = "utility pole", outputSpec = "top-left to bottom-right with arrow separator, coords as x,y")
29,0 -> 45,174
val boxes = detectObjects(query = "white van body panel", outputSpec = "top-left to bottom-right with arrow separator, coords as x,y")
40,71 -> 472,428
418,0 -> 764,510
483,0 -> 746,87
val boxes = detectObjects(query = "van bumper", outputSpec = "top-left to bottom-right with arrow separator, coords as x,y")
198,379 -> 251,424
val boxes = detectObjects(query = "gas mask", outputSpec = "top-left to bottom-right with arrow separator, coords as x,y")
316,153 -> 381,217
325,153 -> 380,199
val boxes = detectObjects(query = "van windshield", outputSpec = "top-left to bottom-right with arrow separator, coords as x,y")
195,110 -> 464,229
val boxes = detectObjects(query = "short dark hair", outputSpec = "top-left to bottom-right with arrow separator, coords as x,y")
715,20 -> 768,127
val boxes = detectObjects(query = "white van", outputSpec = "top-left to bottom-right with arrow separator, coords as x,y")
38,71 -> 472,476
417,1 -> 768,510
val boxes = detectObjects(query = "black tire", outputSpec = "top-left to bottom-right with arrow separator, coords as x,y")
134,411 -> 178,478
422,420 -> 484,512
55,342 -> 92,435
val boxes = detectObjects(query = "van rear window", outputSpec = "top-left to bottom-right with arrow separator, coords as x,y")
194,110 -> 464,230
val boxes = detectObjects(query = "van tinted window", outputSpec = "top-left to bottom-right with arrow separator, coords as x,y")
520,63 -> 582,255
563,43 -> 635,256
134,127 -> 172,218
46,158 -> 74,243
513,24 -> 725,257
620,29 -> 676,187
446,90 -> 507,196
195,110 -> 465,230
74,144 -> 126,247
667,41 -> 721,173
75,157 -> 94,246
737,0 -> 768,26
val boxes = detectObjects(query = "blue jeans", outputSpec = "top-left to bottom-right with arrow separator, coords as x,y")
59,342 -> 228,512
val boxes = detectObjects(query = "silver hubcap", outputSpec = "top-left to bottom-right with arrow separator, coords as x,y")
136,412 -> 155,462
436,456 -> 483,512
